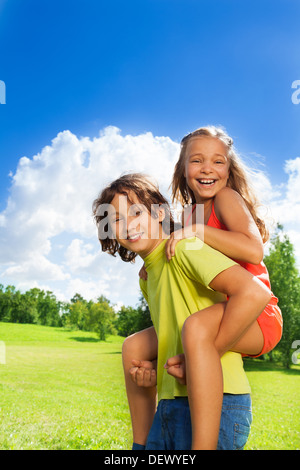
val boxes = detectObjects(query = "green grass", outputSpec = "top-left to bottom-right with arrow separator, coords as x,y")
244,359 -> 300,450
0,322 -> 299,450
0,322 -> 131,450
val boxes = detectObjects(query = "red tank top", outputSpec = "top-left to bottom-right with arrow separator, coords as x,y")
189,202 -> 271,289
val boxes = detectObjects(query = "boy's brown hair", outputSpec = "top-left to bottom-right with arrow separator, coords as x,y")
92,173 -> 175,262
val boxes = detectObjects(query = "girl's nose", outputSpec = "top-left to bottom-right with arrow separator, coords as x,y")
200,162 -> 213,173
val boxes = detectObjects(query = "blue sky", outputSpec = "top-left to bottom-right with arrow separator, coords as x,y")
0,0 -> 300,306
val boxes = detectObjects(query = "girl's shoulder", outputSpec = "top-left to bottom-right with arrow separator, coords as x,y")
214,187 -> 246,210
214,187 -> 248,223
215,186 -> 241,203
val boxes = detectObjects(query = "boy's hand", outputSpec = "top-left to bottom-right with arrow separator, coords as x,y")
129,359 -> 157,387
164,354 -> 186,385
139,264 -> 148,281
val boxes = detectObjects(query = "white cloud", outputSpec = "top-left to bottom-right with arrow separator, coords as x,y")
0,126 -> 299,308
0,126 -> 178,305
267,157 -> 300,228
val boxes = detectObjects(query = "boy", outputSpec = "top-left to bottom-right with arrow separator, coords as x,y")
93,173 -> 271,450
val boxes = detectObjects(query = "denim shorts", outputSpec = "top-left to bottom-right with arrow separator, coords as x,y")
145,394 -> 252,450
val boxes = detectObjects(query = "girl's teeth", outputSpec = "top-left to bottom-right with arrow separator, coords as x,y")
199,179 -> 215,184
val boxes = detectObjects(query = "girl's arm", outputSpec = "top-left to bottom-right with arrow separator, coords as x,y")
203,187 -> 264,264
166,188 -> 264,264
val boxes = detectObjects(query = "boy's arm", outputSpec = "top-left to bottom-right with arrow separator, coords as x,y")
208,264 -> 271,356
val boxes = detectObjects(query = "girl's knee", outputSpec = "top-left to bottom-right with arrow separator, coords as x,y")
181,311 -> 216,350
182,313 -> 206,345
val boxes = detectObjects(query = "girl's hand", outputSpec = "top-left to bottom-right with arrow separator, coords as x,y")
165,231 -> 180,262
164,354 -> 186,385
139,264 -> 148,280
165,225 -> 204,261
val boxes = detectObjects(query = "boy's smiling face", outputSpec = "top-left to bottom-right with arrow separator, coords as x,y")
108,191 -> 166,259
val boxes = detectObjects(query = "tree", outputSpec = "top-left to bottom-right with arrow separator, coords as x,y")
135,294 -> 153,332
0,285 -> 16,322
116,306 -> 141,337
87,296 -> 117,340
67,299 -> 89,330
264,224 -> 300,368
115,294 -> 153,337
27,288 -> 61,326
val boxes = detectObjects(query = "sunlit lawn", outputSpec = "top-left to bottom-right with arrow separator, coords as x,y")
244,359 -> 300,450
0,322 -> 131,449
0,322 -> 299,450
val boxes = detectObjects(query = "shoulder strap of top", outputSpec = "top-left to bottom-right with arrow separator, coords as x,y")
184,204 -> 196,227
207,200 -> 228,230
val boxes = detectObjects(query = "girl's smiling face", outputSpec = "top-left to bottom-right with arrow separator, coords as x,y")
108,191 -> 165,259
184,136 -> 230,203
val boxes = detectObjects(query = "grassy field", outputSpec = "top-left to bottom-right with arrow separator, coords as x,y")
0,322 -> 299,450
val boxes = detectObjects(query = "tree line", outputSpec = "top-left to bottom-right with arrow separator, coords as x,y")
0,286 -> 152,342
0,225 -> 299,368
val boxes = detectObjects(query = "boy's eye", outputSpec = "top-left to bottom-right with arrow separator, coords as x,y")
111,216 -> 122,224
129,204 -> 144,217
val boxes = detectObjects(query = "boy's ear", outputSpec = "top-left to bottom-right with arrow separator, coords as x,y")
157,205 -> 166,223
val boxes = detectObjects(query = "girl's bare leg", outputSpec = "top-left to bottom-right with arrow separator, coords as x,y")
182,304 -> 224,450
122,326 -> 158,446
181,302 -> 264,450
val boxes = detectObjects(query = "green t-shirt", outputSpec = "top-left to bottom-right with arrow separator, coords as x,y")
139,237 -> 251,402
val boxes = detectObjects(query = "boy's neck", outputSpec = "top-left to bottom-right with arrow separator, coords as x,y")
139,229 -> 169,260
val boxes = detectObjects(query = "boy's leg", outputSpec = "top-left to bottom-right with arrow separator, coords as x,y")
122,326 -> 158,447
217,393 -> 252,450
145,395 -> 252,451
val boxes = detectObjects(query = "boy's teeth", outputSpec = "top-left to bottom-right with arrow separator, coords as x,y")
129,234 -> 141,240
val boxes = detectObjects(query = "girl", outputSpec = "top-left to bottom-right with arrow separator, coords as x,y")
124,127 -> 282,450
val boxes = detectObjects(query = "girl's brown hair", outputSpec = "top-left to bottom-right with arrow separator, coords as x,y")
93,173 -> 175,262
171,126 -> 269,243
